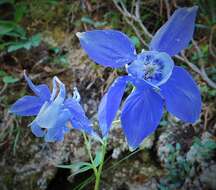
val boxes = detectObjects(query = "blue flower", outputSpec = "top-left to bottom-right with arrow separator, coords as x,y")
77,6 -> 202,148
10,71 -> 96,142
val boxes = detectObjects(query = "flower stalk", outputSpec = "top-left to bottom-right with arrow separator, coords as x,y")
94,139 -> 107,190
83,132 -> 107,190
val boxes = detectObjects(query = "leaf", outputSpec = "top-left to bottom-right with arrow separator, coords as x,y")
3,76 -> 18,84
23,41 -> 32,50
47,0 -> 59,5
0,0 -> 14,5
81,16 -> 107,28
7,42 -> 26,52
203,139 -> 216,150
15,3 -> 27,23
176,143 -> 181,151
130,36 -> 141,48
3,25 -> 26,38
7,33 -> 41,52
13,25 -> 26,38
69,165 -> 93,177
50,47 -> 60,54
57,161 -> 93,177
0,43 -> 6,50
193,137 -> 202,146
0,20 -> 16,35
59,55 -> 68,64
94,21 -> 107,27
81,16 -> 95,25
30,33 -> 42,47
93,148 -> 103,167
0,70 -> 7,77
57,161 -> 92,170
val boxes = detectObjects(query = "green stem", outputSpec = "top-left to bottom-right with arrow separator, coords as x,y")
82,133 -> 98,176
74,148 -> 141,190
94,140 -> 107,190
82,133 -> 107,190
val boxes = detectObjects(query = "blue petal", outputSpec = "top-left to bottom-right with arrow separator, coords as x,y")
24,72 -> 51,101
44,109 -> 71,142
64,98 -> 94,136
161,66 -> 201,123
45,127 -> 64,142
121,88 -> 163,149
31,123 -> 45,137
77,30 -> 136,68
64,98 -> 85,116
98,76 -> 130,136
50,76 -> 66,103
150,6 -> 198,56
10,95 -> 44,116
31,77 -> 66,129
36,84 -> 51,101
30,102 -> 57,129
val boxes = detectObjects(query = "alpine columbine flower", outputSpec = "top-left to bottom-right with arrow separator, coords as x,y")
77,6 -> 202,148
10,72 -> 96,142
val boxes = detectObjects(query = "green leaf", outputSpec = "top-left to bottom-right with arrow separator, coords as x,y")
0,20 -> 16,35
2,25 -> 26,38
166,144 -> 175,152
193,137 -> 202,146
81,16 -> 95,25
15,3 -> 27,23
23,41 -> 32,50
203,140 -> 216,150
59,55 -> 68,64
130,36 -> 141,48
30,33 -> 42,47
57,161 -> 92,170
7,33 -> 41,52
196,24 -> 210,29
0,70 -> 7,77
3,76 -> 18,83
7,42 -> 26,52
0,0 -> 15,5
93,148 -> 103,167
50,47 -> 60,54
71,165 -> 93,176
176,143 -> 181,151
47,0 -> 59,5
94,21 -> 107,27
81,16 -> 107,28
57,161 -> 93,176
13,25 -> 26,38
0,43 -> 6,50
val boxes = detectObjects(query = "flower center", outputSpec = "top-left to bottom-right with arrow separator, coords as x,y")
143,64 -> 158,79
127,51 -> 174,86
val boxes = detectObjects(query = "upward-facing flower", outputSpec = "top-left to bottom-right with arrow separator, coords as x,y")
10,72 -> 96,142
77,6 -> 202,148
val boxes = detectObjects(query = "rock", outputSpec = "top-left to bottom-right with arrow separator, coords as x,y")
200,163 -> 216,189
157,124 -> 196,165
157,125 -> 216,190
127,178 -> 158,190
0,122 -> 91,190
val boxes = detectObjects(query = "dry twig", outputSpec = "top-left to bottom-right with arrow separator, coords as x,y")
112,0 -> 216,89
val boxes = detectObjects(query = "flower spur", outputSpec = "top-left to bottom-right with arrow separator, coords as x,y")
77,6 -> 202,148
10,71 -> 96,142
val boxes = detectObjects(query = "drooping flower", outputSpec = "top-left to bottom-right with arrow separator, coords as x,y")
77,6 -> 202,148
10,71 -> 96,142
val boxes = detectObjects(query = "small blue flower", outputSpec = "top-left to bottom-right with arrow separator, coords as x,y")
77,6 -> 202,148
10,72 -> 96,142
